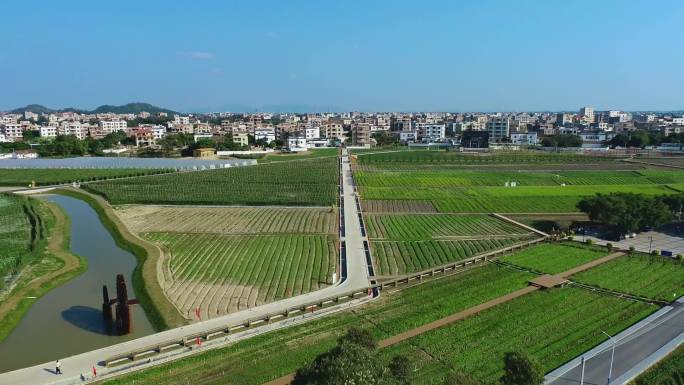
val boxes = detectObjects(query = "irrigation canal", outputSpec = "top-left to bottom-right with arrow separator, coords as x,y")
0,194 -> 153,373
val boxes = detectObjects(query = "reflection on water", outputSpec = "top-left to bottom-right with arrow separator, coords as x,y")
0,195 -> 153,373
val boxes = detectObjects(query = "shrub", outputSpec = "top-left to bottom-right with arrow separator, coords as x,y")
585,239 -> 593,246
606,243 -> 613,252
629,246 -> 636,254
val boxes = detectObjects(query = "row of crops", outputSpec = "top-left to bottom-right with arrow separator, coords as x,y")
0,168 -> 171,186
356,150 -> 617,164
117,206 -> 337,235
365,214 -> 528,240
145,232 -> 336,315
373,238 -> 534,276
572,253 -> 684,302
86,157 -> 339,206
355,169 -> 684,188
384,287 -> 656,383
0,194 -> 43,287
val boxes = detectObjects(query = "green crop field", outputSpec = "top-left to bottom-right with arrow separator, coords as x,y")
0,194 -> 35,284
100,265 -> 654,385
365,214 -> 529,240
365,213 -> 537,276
356,150 -> 616,165
260,148 -> 339,163
573,254 -> 684,302
381,287 -> 655,384
373,238 -> 535,276
100,264 -> 536,385
352,152 -> 684,213
84,157 -> 338,206
0,168 -> 170,186
499,242 -> 607,274
145,232 -> 337,316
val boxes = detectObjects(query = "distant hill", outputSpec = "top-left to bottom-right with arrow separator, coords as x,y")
8,102 -> 179,115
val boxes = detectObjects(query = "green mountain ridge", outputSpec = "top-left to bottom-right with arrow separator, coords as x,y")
8,102 -> 179,116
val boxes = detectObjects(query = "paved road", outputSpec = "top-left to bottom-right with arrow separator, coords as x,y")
546,300 -> 684,385
0,149 -> 372,385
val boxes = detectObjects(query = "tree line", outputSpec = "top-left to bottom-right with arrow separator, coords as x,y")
578,192 -> 684,233
292,327 -> 544,385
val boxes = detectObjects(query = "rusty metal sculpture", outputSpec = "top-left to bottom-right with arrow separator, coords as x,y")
102,274 -> 139,335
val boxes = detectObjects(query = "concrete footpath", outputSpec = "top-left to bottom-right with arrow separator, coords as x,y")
546,298 -> 684,385
0,150 -> 372,385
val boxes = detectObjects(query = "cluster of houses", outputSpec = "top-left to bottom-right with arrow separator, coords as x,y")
2,107 -> 684,154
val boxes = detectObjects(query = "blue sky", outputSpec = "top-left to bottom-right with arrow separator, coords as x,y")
1,0 -> 683,112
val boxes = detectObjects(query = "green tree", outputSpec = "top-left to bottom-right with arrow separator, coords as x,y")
293,328 -> 403,385
500,351 -> 544,385
372,131 -> 399,146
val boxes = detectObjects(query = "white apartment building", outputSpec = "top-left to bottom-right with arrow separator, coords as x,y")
673,117 -> 684,125
509,132 -> 538,146
174,115 -> 190,125
417,123 -> 446,141
305,127 -> 320,140
59,122 -> 88,139
100,120 -> 128,134
254,128 -> 276,143
287,136 -> 308,151
486,117 -> 510,142
40,126 -> 58,138
580,107 -> 594,123
2,123 -> 24,141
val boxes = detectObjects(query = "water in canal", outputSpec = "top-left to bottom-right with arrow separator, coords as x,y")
0,195 -> 154,373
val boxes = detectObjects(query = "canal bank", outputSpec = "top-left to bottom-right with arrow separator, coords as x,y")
0,195 -> 154,373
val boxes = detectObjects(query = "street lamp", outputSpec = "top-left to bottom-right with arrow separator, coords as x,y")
601,330 -> 616,385
580,356 -> 586,385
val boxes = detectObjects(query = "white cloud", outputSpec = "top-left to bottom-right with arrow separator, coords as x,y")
176,51 -> 215,60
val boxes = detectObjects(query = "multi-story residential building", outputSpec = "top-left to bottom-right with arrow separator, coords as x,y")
305,127 -> 320,140
174,115 -> 191,125
416,123 -> 446,141
233,132 -> 249,147
2,123 -> 24,141
59,122 -> 89,139
509,131 -> 538,146
39,126 -> 58,138
351,123 -> 371,147
100,120 -> 128,134
579,107 -> 594,123
395,131 -> 418,143
321,122 -> 345,141
287,136 -> 307,151
254,128 -> 276,143
555,113 -> 573,126
486,117 -> 510,142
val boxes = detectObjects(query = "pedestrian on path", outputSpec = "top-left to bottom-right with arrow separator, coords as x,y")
55,360 -> 62,374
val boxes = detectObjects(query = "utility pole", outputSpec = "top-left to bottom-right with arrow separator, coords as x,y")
601,330 -> 616,385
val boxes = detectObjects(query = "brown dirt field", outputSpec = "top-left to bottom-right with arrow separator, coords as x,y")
116,206 -> 337,235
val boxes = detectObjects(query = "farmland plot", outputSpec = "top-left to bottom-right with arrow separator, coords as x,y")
147,233 -> 337,318
572,254 -> 684,302
373,238 -> 535,276
0,168 -> 170,186
365,214 -> 530,240
0,194 -> 33,284
499,243 -> 607,274
381,288 -> 656,384
116,206 -> 337,235
85,157 -> 338,206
